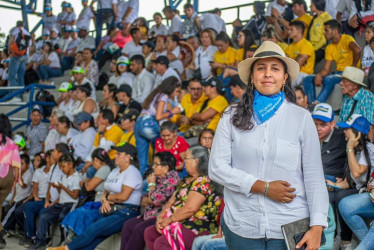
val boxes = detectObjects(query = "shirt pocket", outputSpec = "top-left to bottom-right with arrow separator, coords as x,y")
274,139 -> 300,171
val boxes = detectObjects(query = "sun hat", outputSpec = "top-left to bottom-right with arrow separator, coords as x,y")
337,114 -> 371,135
312,103 -> 334,122
336,66 -> 366,87
238,41 -> 300,85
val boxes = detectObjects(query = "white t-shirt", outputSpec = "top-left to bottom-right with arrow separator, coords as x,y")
48,52 -> 61,68
154,67 -> 181,87
336,0 -> 353,21
15,169 -> 33,202
59,98 -> 73,114
70,127 -> 96,161
117,72 -> 135,89
93,165 -> 111,201
169,46 -> 184,75
77,6 -> 94,30
74,77 -> 96,100
104,165 -> 143,206
59,171 -> 81,204
199,13 -> 226,33
49,164 -> 64,202
108,75 -> 120,85
169,15 -> 183,35
65,100 -> 81,122
97,0 -> 118,9
326,0 -> 339,20
32,166 -> 52,199
42,14 -> 57,31
121,40 -> 143,58
265,1 -> 288,16
58,38 -> 72,53
195,45 -> 218,79
148,24 -> 169,36
355,142 -> 374,189
116,0 -> 139,24
11,27 -> 32,55
362,45 -> 374,75
60,128 -> 79,143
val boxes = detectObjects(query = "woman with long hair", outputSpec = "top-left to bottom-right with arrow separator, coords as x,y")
209,41 -> 329,249
73,83 -> 99,120
135,76 -> 181,176
56,116 -> 79,144
193,29 -> 218,80
100,83 -> 120,119
236,29 -> 256,65
36,42 -> 62,84
211,32 -> 236,76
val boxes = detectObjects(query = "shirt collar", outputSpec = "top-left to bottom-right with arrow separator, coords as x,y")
106,124 -> 114,131
324,128 -> 334,143
352,87 -> 364,100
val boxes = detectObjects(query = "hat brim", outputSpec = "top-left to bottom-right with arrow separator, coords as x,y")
238,55 -> 300,85
335,75 -> 367,87
336,122 -> 350,129
58,89 -> 68,92
312,115 -> 333,123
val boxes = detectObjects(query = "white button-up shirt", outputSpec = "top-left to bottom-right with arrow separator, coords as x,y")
209,101 -> 329,239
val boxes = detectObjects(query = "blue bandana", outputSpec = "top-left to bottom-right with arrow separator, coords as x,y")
253,89 -> 285,124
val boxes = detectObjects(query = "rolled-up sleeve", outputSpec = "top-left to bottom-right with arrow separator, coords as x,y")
209,111 -> 258,196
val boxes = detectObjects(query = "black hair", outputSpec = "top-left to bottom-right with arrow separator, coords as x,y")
293,86 -> 306,96
184,3 -> 193,9
105,83 -> 118,99
170,34 -> 180,45
324,19 -> 341,33
153,12 -> 163,19
100,109 -> 115,124
163,6 -> 173,13
57,116 -> 71,128
229,74 -> 246,89
198,128 -> 215,144
77,83 -> 92,97
130,54 -> 145,67
46,149 -> 53,158
21,154 -> 30,165
312,0 -> 326,11
2,49 -> 9,57
107,26 -> 118,36
370,37 -> 374,44
154,151 -> 176,171
293,0 -> 308,11
215,31 -> 234,47
143,76 -> 180,109
43,41 -> 53,54
240,29 -> 256,61
56,143 -> 74,155
130,27 -> 140,36
33,152 -> 46,168
83,47 -> 93,56
290,20 -> 306,34
58,153 -> 75,167
0,114 -> 12,145
229,58 -> 296,131
160,121 -> 178,133
91,148 -> 116,169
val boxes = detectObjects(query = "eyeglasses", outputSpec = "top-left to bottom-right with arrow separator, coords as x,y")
153,162 -> 163,167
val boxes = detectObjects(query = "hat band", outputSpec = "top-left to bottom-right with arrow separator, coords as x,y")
255,51 -> 282,58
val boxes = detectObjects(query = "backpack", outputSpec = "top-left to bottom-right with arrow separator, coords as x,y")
35,90 -> 56,117
10,28 -> 31,57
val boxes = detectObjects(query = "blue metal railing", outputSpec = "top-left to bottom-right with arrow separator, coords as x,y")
0,84 -> 56,131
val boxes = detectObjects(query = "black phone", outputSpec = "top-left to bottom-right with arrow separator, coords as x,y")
209,61 -> 214,64
294,231 -> 326,250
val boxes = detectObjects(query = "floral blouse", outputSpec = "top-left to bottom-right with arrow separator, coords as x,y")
142,170 -> 180,220
171,176 -> 222,235
155,136 -> 190,168
82,60 -> 99,86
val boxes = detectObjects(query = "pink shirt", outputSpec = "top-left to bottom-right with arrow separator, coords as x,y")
112,31 -> 132,49
0,136 -> 21,179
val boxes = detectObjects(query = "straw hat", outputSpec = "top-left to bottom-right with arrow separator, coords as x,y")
238,41 -> 300,85
336,66 -> 366,87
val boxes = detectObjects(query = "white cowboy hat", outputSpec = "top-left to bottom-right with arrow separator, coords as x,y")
238,41 -> 300,85
336,66 -> 366,87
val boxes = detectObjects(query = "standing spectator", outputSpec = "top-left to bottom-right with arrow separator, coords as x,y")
122,27 -> 143,58
0,114 -> 21,249
61,29 -> 80,72
182,3 -> 199,39
339,66 -> 374,124
81,48 -> 99,86
243,1 -> 267,41
36,42 -> 62,85
117,0 -> 139,27
94,0 -> 118,46
76,0 -> 95,31
163,6 -> 183,37
212,32 -> 236,76
362,22 -> 374,76
100,83 -> 120,119
32,4 -> 57,34
130,55 -> 155,104
194,29 -> 217,80
195,10 -> 227,34
153,56 -> 181,87
117,56 -> 135,88
26,105 -> 49,157
148,12 -> 169,38
8,21 -> 31,102
57,2 -> 76,31
116,84 -> 142,113
76,28 -> 95,52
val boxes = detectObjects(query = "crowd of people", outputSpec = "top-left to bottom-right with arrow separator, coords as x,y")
0,0 -> 374,249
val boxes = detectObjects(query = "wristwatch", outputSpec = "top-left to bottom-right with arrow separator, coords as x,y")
99,131 -> 104,136
346,148 -> 354,153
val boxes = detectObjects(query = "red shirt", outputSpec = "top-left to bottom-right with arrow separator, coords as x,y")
112,31 -> 132,49
155,136 -> 190,167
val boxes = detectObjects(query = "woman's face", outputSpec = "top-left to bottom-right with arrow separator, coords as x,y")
92,157 -> 101,169
56,121 -> 67,134
102,85 -> 112,100
344,128 -> 354,141
251,57 -> 288,96
115,152 -> 128,166
154,15 -> 162,25
169,87 -> 181,99
365,28 -> 374,43
200,132 -> 214,149
203,85 -> 212,97
152,157 -> 168,177
216,40 -> 229,53
156,37 -> 166,51
120,119 -> 133,131
78,120 -> 90,131
43,44 -> 51,53
118,64 -> 127,74
161,129 -> 177,145
60,162 -> 73,175
110,60 -> 117,72
184,150 -> 198,175
33,156 -> 42,169
50,114 -> 58,126
238,31 -> 245,47
76,89 -> 86,101
200,32 -> 212,47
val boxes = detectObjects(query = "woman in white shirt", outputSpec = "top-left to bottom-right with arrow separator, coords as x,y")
36,42 -> 62,84
209,41 -> 329,249
194,29 -> 217,80
56,116 -> 79,144
116,56 -> 135,89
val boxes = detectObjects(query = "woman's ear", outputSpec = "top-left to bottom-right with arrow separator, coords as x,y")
283,72 -> 289,83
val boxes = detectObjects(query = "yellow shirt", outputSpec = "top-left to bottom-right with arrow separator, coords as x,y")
295,14 -> 313,38
325,34 -> 358,72
118,131 -> 136,147
277,41 -> 289,53
309,12 -> 332,51
286,38 -> 315,74
213,46 -> 237,75
205,95 -> 229,131
235,48 -> 244,62
94,124 -> 124,159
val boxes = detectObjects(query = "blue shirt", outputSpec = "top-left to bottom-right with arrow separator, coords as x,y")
26,122 -> 49,156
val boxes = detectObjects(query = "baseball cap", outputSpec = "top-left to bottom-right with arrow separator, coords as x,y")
141,41 -> 155,50
151,56 -> 169,67
118,109 -> 139,123
71,66 -> 85,74
63,26 -> 73,33
16,20 -> 24,27
312,103 -> 334,123
111,142 -> 138,159
58,82 -> 72,92
44,4 -> 52,11
202,76 -> 225,92
14,134 -> 26,149
118,84 -> 132,97
31,104 -> 44,115
42,29 -> 50,36
117,56 -> 130,65
337,114 -> 371,135
74,112 -> 93,125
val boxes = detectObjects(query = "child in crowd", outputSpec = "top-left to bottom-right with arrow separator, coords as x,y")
33,152 -> 46,171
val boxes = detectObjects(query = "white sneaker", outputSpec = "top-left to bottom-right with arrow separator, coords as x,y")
341,242 -> 354,250
7,97 -> 22,103
333,237 -> 342,250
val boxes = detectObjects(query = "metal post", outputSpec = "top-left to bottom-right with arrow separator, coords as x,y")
20,0 -> 29,30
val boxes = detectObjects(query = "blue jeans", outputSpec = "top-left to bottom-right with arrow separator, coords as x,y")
134,115 -> 160,176
67,205 -> 139,250
302,72 -> 342,103
62,56 -> 75,72
339,193 -> 374,250
192,234 -> 227,250
8,55 -> 28,98
24,199 -> 46,238
221,216 -> 286,250
95,9 -> 114,46
36,65 -> 62,81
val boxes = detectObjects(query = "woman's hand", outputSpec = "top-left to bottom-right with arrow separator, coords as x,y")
147,173 -> 156,184
266,181 -> 296,203
347,131 -> 361,150
296,226 -> 323,250
171,107 -> 181,115
100,199 -> 113,214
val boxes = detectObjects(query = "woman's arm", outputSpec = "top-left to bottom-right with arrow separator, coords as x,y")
155,101 -> 180,121
346,132 -> 369,178
32,182 -> 41,201
82,99 -> 96,114
107,185 -> 134,203
59,184 -> 80,199
85,177 -> 105,192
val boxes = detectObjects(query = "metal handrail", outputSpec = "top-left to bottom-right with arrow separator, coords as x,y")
0,83 -> 56,131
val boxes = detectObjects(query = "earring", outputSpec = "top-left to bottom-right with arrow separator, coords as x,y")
282,84 -> 285,92
251,82 -> 254,89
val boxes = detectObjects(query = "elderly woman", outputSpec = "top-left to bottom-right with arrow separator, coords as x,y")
120,152 -> 180,250
144,145 -> 221,250
209,41 -> 329,249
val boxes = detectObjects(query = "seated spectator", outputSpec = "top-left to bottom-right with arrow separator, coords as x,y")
135,76 -> 181,176
70,112 -> 96,165
261,26 -> 288,52
82,48 -> 99,87
44,108 -> 64,152
292,0 -> 313,37
235,29 -> 256,66
312,103 -> 347,179
190,77 -> 229,132
73,51 -> 83,67
72,83 -> 99,120
326,114 -> 374,249
36,42 -> 62,85
120,151 -> 180,250
108,58 -> 121,85
28,154 -> 80,250
166,35 -> 185,75
185,36 -> 200,80
100,83 -> 120,119
198,128 -> 215,151
72,66 -> 96,100
362,23 -> 374,76
144,145 -> 221,250
116,56 -> 135,88
182,3 -> 199,39
348,0 -> 374,31
152,35 -> 168,59
60,148 -> 112,243
193,29 -> 217,80
228,74 -> 246,100
303,20 -> 361,103
117,109 -> 139,147
367,38 -> 374,92
286,21 -> 315,86
163,6 -> 183,37
265,0 -> 288,25
153,56 -> 181,87
148,12 -> 169,38
60,143 -> 142,250
26,105 -> 49,157
195,9 -> 227,34
65,85 -> 81,122
14,133 -> 27,155
32,152 -> 46,171
61,29 -> 80,72
57,82 -> 73,114
242,1 -> 267,41
116,84 -> 142,114
211,32 -> 236,76
155,121 -> 190,175
122,27 -> 143,58
294,86 -> 315,112
130,54 -> 156,103
58,28 -> 73,57
56,116 -> 79,143
142,41 -> 155,72
48,27 -> 60,47
93,27 -> 119,60
76,28 -> 95,53
338,66 -> 374,124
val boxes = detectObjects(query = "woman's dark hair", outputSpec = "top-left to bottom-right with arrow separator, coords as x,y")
57,116 -> 71,128
153,12 -> 163,19
154,151 -> 176,171
2,49 -> 9,57
106,83 -> 118,100
45,149 -> 53,158
229,58 -> 296,131
0,114 -> 12,145
34,152 -> 47,168
198,128 -> 215,144
107,26 -> 117,36
116,62 -> 128,74
91,148 -> 115,169
55,143 -> 74,155
58,153 -> 75,167
21,154 -> 30,165
160,121 -> 178,133
43,41 -> 53,53
77,83 -> 92,97
215,31 -> 234,47
189,145 -> 210,175
142,76 -> 180,109
241,29 -> 256,61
